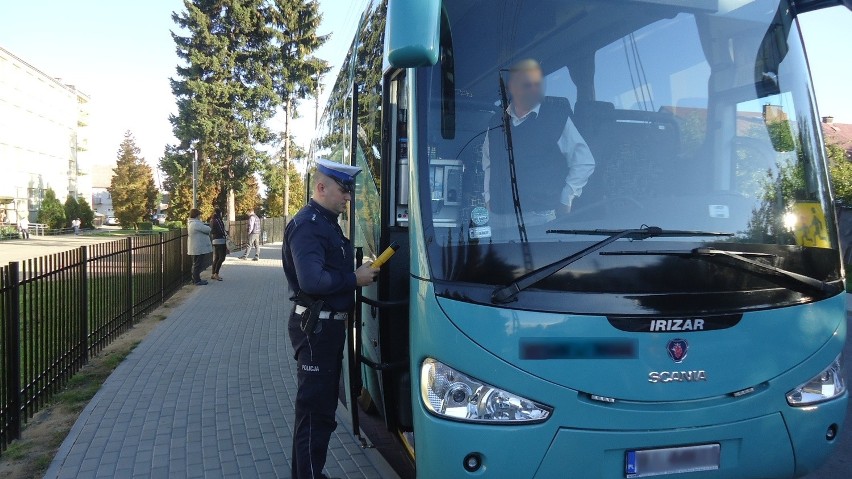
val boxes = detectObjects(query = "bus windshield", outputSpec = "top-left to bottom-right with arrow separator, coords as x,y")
417,0 -> 841,313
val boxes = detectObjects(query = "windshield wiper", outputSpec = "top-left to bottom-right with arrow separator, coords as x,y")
600,247 -> 840,295
491,226 -> 733,304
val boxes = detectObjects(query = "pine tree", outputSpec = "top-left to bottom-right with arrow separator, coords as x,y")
270,0 -> 330,214
167,0 -> 284,221
64,195 -> 80,227
110,132 -> 158,229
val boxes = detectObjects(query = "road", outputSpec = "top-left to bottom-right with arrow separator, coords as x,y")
0,232 -> 123,265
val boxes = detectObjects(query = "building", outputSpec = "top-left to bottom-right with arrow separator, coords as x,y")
0,46 -> 89,224
822,116 -> 852,155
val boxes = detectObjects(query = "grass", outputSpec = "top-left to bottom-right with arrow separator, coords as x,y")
0,285 -> 194,479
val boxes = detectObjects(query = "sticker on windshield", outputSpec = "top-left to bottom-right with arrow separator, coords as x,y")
471,206 -> 489,226
469,226 -> 492,240
708,205 -> 729,218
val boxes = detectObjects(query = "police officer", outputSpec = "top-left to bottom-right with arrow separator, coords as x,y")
282,158 -> 379,479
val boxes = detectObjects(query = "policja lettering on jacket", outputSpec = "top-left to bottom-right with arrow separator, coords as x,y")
282,158 -> 380,479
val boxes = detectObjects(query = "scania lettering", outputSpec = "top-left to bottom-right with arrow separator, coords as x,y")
649,371 -> 709,383
311,0 -> 851,477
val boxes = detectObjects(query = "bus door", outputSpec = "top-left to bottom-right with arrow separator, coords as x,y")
350,69 -> 413,438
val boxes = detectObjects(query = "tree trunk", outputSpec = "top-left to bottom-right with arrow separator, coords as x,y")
228,188 -> 236,222
283,97 -> 292,217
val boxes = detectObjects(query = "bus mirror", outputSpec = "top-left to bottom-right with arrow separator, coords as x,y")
792,0 -> 852,14
385,0 -> 441,67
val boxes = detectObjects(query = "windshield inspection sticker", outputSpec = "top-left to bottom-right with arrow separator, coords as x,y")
469,226 -> 492,240
471,206 -> 489,226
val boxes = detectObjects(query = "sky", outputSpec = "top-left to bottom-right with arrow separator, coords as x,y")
0,0 -> 850,182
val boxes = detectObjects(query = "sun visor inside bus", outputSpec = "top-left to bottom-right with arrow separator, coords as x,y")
385,0 -> 441,67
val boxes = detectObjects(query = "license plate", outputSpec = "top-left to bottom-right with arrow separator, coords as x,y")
625,443 -> 720,477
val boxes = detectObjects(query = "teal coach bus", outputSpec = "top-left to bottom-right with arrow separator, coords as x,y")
310,0 -> 851,477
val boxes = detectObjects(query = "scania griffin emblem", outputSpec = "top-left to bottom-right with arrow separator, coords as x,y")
667,338 -> 688,363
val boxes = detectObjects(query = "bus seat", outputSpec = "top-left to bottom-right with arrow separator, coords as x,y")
572,104 -> 682,213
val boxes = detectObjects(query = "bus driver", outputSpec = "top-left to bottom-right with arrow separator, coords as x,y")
482,59 -> 595,226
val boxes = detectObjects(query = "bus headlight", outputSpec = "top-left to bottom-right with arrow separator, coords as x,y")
786,354 -> 846,406
420,358 -> 552,423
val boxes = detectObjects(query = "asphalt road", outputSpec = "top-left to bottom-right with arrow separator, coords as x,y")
803,313 -> 852,478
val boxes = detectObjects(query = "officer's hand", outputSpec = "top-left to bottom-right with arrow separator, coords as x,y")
355,262 -> 380,286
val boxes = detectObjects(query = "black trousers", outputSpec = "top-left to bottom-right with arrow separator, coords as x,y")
191,254 -> 203,283
212,244 -> 226,274
288,311 -> 346,479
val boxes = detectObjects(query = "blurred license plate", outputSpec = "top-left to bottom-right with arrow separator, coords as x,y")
625,444 -> 720,477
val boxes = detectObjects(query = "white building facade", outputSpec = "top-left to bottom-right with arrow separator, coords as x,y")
0,46 -> 89,223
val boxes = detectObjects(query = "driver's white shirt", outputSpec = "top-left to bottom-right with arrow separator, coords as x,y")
482,101 -> 596,210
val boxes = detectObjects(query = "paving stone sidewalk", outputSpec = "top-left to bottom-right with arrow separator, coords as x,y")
45,245 -> 396,479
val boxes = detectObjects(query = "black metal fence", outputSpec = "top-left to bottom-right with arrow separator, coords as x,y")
0,229 -> 191,453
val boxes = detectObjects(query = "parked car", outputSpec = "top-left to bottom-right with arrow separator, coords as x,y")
152,213 -> 167,225
106,216 -> 119,226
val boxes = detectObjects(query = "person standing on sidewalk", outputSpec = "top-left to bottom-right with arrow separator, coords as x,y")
209,207 -> 228,281
72,218 -> 81,235
282,159 -> 379,479
19,216 -> 29,239
241,209 -> 261,261
187,209 -> 212,285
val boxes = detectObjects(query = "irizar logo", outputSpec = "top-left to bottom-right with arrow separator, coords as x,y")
650,319 -> 705,331
648,370 -> 707,383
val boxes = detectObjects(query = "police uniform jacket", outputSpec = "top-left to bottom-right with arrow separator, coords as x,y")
283,199 -> 356,312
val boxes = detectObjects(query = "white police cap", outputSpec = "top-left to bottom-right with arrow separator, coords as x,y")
315,158 -> 362,188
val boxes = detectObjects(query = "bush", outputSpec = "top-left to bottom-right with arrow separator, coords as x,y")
137,222 -> 154,231
37,188 -> 66,229
163,220 -> 185,231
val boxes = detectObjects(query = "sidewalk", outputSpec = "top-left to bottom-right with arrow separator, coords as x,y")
45,245 -> 397,479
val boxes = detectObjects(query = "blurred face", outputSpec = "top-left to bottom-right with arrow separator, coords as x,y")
314,175 -> 352,215
508,66 -> 544,113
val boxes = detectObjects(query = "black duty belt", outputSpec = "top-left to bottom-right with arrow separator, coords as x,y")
294,304 -> 348,320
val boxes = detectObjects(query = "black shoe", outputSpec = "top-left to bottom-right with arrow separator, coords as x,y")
252,257 -> 259,261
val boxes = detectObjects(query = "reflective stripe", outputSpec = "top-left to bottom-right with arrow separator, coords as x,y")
294,305 -> 348,320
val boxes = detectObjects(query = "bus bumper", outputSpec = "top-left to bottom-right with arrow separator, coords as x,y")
414,394 -> 845,478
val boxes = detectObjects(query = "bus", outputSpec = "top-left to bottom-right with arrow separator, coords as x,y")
309,0 -> 851,477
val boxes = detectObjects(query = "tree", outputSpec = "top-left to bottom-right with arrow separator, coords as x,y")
264,136 -> 306,217
168,0 -> 287,223
37,188 -> 65,229
235,175 -> 263,217
109,131 -> 158,229
828,142 -> 852,205
64,195 -> 80,227
76,197 -> 95,229
270,0 -> 329,215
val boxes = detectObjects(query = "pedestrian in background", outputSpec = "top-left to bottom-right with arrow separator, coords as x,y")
241,209 -> 261,261
72,218 -> 81,235
210,207 -> 228,281
18,216 -> 29,239
187,209 -> 212,286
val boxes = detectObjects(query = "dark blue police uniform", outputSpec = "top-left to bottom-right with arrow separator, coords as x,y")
282,160 -> 361,479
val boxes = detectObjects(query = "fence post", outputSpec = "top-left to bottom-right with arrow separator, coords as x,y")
5,262 -> 22,441
80,246 -> 89,365
126,237 -> 133,322
159,232 -> 165,302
